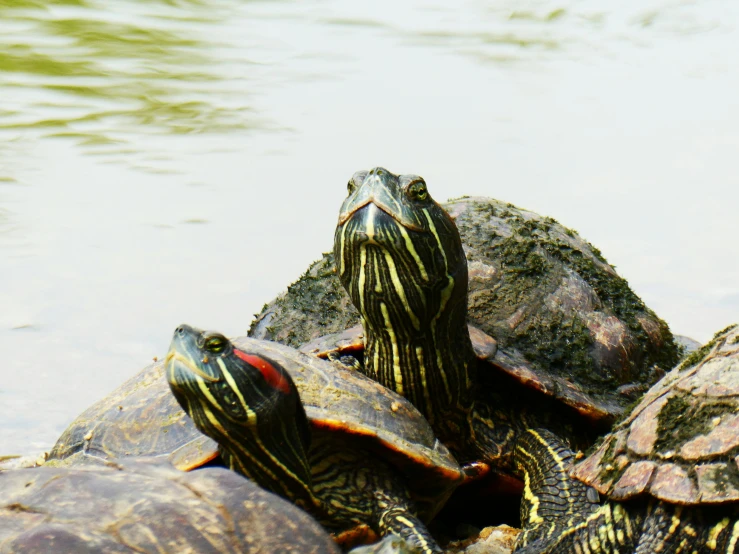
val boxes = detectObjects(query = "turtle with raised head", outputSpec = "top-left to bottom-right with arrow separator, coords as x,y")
47,328 -> 472,552
250,167 -> 679,481
0,458 -> 341,553
512,323 -> 739,553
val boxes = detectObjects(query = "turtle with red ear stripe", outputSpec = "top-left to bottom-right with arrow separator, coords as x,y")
166,324 -> 475,553
46,326 -> 475,551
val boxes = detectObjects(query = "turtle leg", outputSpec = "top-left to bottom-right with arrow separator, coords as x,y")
530,502 -> 739,554
632,503 -> 739,554
464,399 -> 515,466
376,500 -> 442,554
511,502 -> 641,554
511,428 -> 613,552
309,436 -> 443,554
511,429 -> 739,554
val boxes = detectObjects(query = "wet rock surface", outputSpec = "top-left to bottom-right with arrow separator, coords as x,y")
444,525 -> 519,554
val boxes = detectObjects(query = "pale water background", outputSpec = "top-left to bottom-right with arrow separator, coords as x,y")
1,0 -> 737,455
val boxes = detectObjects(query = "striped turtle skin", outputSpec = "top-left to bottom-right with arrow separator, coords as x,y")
512,324 -> 739,553
0,458 -> 340,554
166,324 -> 465,554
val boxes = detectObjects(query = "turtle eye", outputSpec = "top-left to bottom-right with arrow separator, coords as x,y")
204,335 -> 227,353
407,181 -> 428,201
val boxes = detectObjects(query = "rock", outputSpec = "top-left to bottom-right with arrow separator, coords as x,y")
674,334 -> 702,357
0,453 -> 45,470
445,525 -> 519,554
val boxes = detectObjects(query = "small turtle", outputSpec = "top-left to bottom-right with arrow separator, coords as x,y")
166,324 -> 463,553
0,458 -> 340,553
513,323 -> 739,553
48,329 -> 471,552
252,168 -> 679,479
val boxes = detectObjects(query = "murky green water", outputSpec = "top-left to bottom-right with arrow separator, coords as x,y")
1,0 -> 738,455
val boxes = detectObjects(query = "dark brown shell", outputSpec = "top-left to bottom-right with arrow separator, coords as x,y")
301,323 -> 620,422
573,324 -> 739,505
47,357 -> 219,471
48,337 -> 464,517
251,196 -> 680,422
0,459 -> 340,553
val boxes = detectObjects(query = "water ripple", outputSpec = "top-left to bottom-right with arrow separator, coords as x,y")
0,0 -> 258,169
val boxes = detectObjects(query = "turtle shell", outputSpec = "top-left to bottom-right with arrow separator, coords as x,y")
48,337 -> 465,518
47,357 -> 220,471
250,196 -> 680,422
572,323 -> 739,505
0,458 -> 340,553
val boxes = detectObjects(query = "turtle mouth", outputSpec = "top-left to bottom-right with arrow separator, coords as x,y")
340,202 -> 425,249
165,349 -> 220,383
339,198 -> 426,233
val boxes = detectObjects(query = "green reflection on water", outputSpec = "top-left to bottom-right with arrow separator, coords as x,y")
42,18 -> 207,62
1,0 -> 91,7
0,0 -> 254,161
509,8 -> 567,22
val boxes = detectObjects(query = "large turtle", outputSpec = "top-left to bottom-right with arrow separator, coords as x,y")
47,330 -> 471,552
0,458 -> 340,553
250,168 -> 680,477
512,323 -> 739,553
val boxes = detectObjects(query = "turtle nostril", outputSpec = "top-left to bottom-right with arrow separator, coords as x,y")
176,327 -> 185,335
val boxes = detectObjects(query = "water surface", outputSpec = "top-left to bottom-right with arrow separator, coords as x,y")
1,0 -> 737,454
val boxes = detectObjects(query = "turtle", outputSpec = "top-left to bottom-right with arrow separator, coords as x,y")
47,329 -> 472,553
166,324 -> 469,553
250,167 -> 680,481
0,457 -> 340,553
511,323 -> 739,553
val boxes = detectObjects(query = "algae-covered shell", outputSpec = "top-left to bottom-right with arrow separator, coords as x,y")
0,459 -> 340,553
48,337 -> 465,520
250,196 -> 680,422
572,324 -> 739,505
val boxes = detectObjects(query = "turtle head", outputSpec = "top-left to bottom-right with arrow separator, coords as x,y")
334,167 -> 468,326
334,168 -> 473,417
338,167 -> 441,232
166,324 -> 301,428
166,324 -> 313,497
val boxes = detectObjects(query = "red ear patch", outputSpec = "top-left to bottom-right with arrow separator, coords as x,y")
233,349 -> 291,395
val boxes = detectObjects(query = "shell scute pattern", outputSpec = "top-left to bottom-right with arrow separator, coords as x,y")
573,324 -> 739,505
233,337 -> 440,453
47,360 -> 216,467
